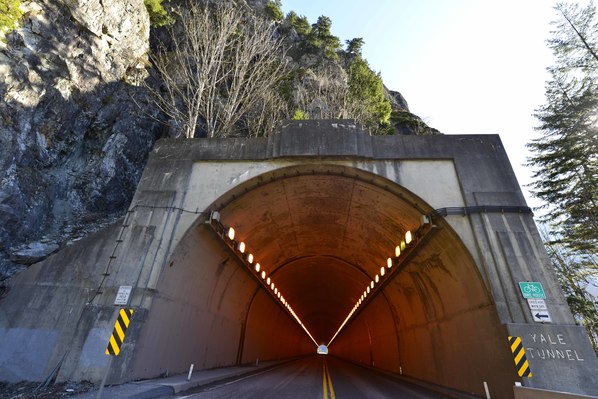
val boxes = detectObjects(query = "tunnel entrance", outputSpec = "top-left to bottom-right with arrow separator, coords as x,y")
132,164 -> 516,398
4,123 -> 597,397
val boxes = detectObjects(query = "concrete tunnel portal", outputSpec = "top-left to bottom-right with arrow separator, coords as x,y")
4,122 -> 597,398
131,164 -> 516,396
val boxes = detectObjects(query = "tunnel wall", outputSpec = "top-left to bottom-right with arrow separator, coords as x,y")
129,225 -> 313,379
1,121 -> 596,395
331,223 -> 517,398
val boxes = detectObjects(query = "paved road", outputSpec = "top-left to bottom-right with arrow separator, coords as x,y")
174,356 -> 451,398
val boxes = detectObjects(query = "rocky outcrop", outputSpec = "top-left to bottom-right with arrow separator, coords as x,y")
0,0 -> 164,279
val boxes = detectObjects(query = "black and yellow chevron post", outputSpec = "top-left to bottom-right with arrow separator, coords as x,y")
508,336 -> 532,378
105,308 -> 134,356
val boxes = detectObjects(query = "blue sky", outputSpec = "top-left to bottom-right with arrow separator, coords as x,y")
281,0 -> 559,209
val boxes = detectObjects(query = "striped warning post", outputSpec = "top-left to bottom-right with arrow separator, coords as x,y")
508,336 -> 532,378
105,308 -> 134,356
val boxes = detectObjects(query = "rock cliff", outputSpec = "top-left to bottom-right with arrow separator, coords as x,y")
0,0 -> 437,280
0,0 -> 163,278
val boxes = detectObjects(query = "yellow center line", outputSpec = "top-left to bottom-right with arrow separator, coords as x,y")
323,359 -> 335,399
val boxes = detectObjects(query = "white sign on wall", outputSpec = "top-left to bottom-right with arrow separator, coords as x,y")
114,285 -> 132,306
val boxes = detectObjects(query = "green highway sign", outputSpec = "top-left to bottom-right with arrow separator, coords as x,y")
519,282 -> 545,299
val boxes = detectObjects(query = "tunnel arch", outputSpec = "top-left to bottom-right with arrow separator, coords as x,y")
131,163 -> 516,397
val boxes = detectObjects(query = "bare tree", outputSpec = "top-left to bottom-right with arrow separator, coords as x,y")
145,1 -> 288,138
294,65 -> 351,120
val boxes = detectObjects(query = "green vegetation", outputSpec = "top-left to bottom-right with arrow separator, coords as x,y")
345,37 -> 364,56
529,1 -> 598,353
347,56 -> 391,132
265,0 -> 284,21
0,0 -> 22,36
291,110 -> 308,120
144,0 -> 172,27
286,11 -> 311,36
307,16 -> 341,60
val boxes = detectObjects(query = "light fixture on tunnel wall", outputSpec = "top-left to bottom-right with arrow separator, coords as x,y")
326,217 -> 437,348
207,212 -> 319,348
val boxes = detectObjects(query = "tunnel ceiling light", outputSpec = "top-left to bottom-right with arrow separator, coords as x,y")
325,221 -> 438,350
208,217 -> 344,350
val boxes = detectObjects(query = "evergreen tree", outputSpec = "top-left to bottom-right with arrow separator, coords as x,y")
308,15 -> 341,59
530,2 -> 598,345
529,1 -> 598,254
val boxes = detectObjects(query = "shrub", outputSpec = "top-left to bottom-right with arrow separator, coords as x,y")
265,0 -> 283,21
286,11 -> 311,36
347,57 -> 391,132
144,0 -> 172,27
291,109 -> 308,120
0,0 -> 22,36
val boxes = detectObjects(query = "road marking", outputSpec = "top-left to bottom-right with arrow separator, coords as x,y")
322,359 -> 335,399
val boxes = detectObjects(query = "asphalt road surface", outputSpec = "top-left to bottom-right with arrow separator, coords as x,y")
174,356 -> 452,398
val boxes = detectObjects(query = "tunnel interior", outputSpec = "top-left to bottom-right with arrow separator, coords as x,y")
131,164 -> 517,397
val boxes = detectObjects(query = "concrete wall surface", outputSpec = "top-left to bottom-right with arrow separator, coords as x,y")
0,121 -> 595,398
514,386 -> 598,399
